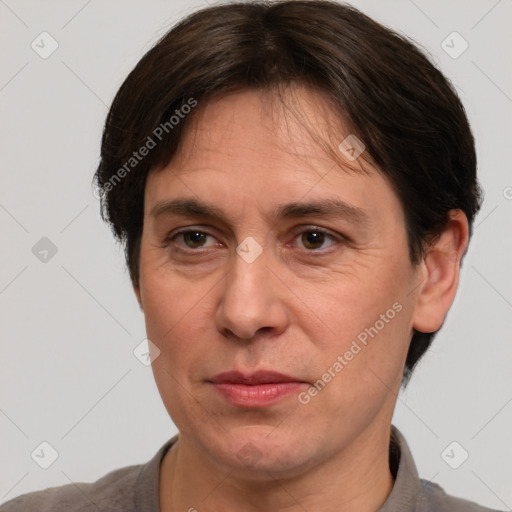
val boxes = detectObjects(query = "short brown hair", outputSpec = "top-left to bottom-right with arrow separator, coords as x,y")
94,0 -> 482,384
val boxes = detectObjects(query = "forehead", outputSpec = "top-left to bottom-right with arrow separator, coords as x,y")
169,85 -> 359,174
143,86 -> 403,229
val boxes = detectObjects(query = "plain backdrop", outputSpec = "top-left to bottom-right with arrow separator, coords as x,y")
1,0 -> 511,509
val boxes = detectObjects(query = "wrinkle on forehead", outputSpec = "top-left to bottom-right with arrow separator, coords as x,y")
158,83 -> 377,182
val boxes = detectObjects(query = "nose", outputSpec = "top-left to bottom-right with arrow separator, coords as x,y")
215,244 -> 289,341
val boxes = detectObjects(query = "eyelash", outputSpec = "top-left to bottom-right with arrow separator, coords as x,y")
163,226 -> 344,255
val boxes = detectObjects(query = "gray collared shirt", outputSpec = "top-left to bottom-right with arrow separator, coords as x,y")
381,427 -> 503,511
1,425 -> 503,511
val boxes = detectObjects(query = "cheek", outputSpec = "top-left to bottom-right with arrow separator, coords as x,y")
142,272 -> 215,431
140,264 -> 222,380
304,263 -> 415,399
307,259 -> 409,346
299,300 -> 412,441
140,249 -> 202,334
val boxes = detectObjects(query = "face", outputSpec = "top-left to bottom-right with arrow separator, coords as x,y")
135,86 -> 422,477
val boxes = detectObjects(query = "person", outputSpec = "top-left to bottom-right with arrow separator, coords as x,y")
3,1 -> 504,511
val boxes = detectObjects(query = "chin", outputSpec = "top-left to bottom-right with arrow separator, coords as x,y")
209,426 -> 319,479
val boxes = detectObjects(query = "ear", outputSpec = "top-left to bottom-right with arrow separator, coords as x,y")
412,209 -> 469,333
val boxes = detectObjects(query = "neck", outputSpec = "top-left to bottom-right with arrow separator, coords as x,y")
159,423 -> 395,512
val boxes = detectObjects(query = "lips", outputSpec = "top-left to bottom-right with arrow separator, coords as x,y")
208,370 -> 307,407
209,370 -> 303,385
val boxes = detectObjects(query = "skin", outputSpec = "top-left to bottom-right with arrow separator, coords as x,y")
133,85 -> 469,512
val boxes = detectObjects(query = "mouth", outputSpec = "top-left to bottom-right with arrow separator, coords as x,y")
207,370 -> 308,408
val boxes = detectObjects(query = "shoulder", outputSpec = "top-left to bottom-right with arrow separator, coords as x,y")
0,463 -> 143,512
420,479 -> 506,512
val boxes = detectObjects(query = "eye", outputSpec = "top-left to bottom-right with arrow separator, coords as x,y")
293,227 -> 340,251
164,226 -> 343,254
166,229 -> 218,250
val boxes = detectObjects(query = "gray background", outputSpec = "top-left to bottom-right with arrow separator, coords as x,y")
1,0 -> 511,508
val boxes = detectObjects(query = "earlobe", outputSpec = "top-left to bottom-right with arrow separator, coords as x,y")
412,209 -> 469,333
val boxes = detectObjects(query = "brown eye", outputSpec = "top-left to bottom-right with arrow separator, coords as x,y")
301,231 -> 326,250
182,231 -> 208,248
166,229 -> 217,251
296,229 -> 337,251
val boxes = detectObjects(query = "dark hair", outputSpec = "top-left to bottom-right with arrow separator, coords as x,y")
94,0 -> 482,385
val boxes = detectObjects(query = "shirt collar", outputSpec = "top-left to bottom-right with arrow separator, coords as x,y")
135,425 -> 422,512
378,425 -> 422,512
134,434 -> 177,512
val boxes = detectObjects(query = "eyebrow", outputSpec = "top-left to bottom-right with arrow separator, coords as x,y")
150,197 -> 370,227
